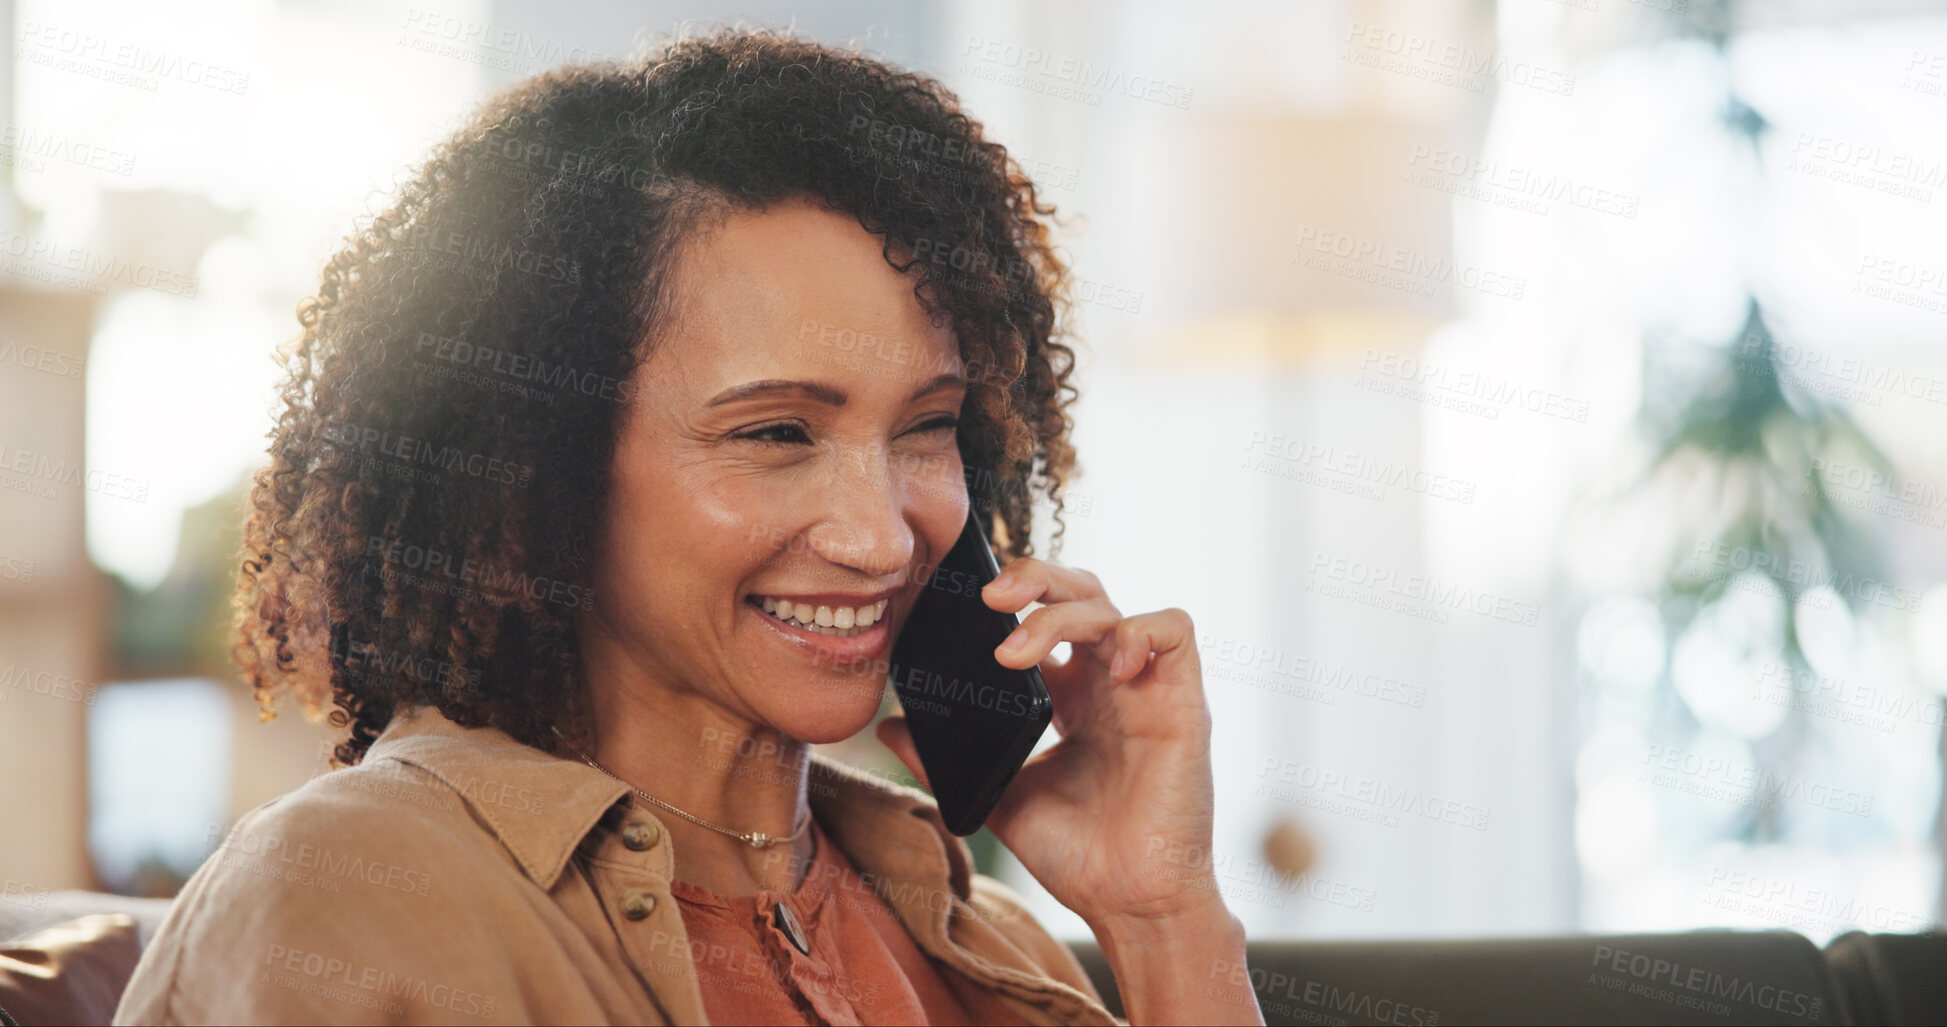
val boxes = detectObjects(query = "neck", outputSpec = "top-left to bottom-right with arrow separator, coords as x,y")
576,614 -> 815,897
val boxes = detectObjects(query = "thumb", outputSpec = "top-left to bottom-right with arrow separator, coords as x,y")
873,716 -> 930,791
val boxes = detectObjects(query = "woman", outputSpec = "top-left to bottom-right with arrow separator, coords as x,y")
116,28 -> 1262,1026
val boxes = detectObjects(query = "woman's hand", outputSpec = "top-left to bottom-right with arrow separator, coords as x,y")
874,555 -> 1229,931
878,556 -> 1264,1023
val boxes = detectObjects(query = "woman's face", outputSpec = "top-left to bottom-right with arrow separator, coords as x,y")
584,196 -> 971,743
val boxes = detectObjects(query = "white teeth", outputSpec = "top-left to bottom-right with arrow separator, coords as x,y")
752,596 -> 890,639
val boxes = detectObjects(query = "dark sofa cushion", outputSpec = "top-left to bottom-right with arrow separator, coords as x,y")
1825,931 -> 1947,1026
1070,931 -> 1851,1026
0,914 -> 143,1027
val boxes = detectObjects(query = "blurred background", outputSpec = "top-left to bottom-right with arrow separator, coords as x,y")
3,0 -> 1946,945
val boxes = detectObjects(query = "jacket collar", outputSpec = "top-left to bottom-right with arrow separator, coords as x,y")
362,704 -> 977,906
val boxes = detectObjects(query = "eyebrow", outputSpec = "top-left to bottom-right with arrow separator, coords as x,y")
704,372 -> 969,408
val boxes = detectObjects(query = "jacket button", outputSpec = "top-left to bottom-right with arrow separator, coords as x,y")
621,821 -> 661,851
621,889 -> 657,921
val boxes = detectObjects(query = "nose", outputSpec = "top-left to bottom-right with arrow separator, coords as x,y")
803,445 -> 922,578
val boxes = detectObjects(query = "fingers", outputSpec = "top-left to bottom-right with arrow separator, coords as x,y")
981,557 -> 1110,614
1035,642 -> 1097,694
1005,605 -> 1205,740
994,595 -> 1123,670
974,554 -> 1204,740
1108,607 -> 1202,684
1036,650 -> 1096,737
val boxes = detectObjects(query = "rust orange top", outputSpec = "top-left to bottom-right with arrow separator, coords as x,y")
672,817 -> 1033,1025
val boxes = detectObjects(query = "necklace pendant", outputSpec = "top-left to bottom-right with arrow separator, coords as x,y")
748,832 -> 770,848
774,900 -> 810,956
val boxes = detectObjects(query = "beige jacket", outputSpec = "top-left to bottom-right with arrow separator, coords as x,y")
114,705 -> 1120,1025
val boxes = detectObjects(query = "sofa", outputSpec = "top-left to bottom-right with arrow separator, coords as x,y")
1067,931 -> 1947,1026
4,890 -> 1941,1025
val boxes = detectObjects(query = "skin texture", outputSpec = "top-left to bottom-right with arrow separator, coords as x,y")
578,197 -> 971,895
581,197 -> 1262,1024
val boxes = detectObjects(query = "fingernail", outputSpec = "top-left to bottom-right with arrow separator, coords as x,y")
998,627 -> 1027,653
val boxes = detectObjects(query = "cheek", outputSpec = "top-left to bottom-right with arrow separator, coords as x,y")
593,455 -> 753,610
904,448 -> 970,551
646,463 -> 815,586
689,486 -> 790,567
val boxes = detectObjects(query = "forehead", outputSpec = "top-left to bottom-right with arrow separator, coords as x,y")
648,198 -> 960,390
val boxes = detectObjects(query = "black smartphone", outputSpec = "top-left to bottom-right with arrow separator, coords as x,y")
888,509 -> 1054,836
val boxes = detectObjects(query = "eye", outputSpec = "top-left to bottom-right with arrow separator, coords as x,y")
912,415 -> 961,436
733,421 -> 812,446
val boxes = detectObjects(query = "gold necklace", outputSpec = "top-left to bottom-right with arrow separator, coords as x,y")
551,727 -> 811,849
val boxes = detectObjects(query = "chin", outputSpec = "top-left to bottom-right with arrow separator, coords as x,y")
761,679 -> 890,746
737,590 -> 902,744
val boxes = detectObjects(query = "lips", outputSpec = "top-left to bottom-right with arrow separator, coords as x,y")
745,594 -> 894,665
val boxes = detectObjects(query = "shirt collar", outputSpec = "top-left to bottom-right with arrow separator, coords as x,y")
362,704 -> 977,904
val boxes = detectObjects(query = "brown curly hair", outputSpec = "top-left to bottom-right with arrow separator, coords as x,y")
233,28 -> 1083,766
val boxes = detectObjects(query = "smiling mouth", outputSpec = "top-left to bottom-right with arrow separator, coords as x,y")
745,595 -> 890,639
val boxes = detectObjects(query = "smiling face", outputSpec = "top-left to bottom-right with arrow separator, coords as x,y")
580,196 -> 971,744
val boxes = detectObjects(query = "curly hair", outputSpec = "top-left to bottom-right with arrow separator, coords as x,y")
233,28 -> 1083,767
